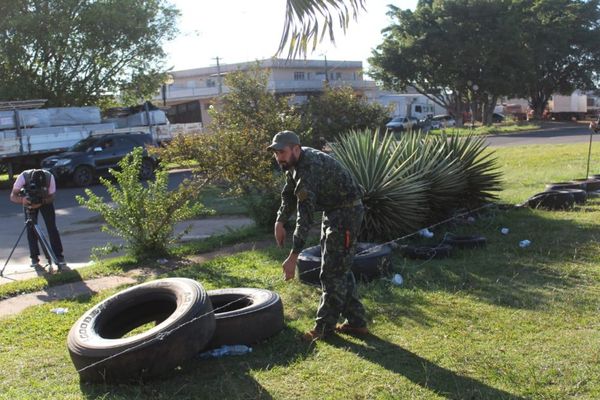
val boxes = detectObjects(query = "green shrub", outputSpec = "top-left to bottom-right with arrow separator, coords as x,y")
76,147 -> 202,259
330,129 -> 502,241
331,129 -> 429,241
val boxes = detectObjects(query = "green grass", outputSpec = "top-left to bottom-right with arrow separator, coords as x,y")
0,226 -> 266,300
430,122 -> 540,137
1,142 -> 600,399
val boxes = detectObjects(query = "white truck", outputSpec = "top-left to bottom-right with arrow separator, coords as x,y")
374,94 -> 437,119
548,91 -> 588,120
0,100 -> 202,178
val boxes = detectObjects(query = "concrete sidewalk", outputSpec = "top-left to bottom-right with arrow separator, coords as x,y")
0,205 -> 252,284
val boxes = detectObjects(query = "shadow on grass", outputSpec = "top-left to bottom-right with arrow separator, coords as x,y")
78,326 -> 309,400
330,333 -> 525,399
395,204 -> 600,311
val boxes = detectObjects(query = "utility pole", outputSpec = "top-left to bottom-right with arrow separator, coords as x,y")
324,54 -> 329,84
213,56 -> 223,95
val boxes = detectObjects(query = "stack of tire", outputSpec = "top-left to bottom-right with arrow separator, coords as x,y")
296,242 -> 393,286
527,177 -> 600,210
67,278 -> 284,383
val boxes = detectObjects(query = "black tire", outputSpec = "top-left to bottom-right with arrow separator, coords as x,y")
67,278 -> 216,383
352,242 -> 393,282
559,188 -> 587,204
206,288 -> 284,349
402,244 -> 452,260
442,235 -> 487,249
297,242 -> 393,286
544,182 -> 584,191
72,165 -> 94,187
581,179 -> 600,192
140,157 -> 155,180
528,191 -> 575,210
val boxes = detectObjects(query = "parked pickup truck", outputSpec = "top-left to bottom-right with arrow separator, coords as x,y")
0,100 -> 203,179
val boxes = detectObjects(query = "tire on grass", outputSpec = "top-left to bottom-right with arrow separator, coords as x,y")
559,188 -> 587,204
67,278 -> 215,383
297,242 -> 393,286
442,235 -> 487,250
206,288 -> 284,348
401,244 -> 452,260
527,191 -> 575,210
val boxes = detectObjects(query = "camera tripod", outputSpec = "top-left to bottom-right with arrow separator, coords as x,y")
0,207 -> 61,277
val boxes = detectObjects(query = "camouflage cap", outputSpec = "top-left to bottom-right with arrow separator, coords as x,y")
267,130 -> 301,151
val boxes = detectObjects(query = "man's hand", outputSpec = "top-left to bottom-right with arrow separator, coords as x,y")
282,252 -> 298,281
274,221 -> 286,247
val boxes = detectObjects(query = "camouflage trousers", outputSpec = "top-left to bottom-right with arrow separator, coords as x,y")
315,203 -> 366,332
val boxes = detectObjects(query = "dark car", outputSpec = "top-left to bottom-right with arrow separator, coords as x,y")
492,112 -> 505,123
41,133 -> 156,186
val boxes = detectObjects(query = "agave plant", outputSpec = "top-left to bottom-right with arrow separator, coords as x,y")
330,129 -> 429,242
394,132 -> 467,222
442,133 -> 503,208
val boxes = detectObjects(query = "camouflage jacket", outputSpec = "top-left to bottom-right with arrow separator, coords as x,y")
276,147 -> 363,253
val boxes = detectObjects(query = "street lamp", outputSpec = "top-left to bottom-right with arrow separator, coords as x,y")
161,74 -> 174,107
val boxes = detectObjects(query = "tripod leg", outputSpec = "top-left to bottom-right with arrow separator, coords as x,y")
0,223 -> 29,277
34,224 -> 59,268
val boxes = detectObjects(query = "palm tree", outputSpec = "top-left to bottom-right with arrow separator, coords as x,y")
279,0 -> 367,58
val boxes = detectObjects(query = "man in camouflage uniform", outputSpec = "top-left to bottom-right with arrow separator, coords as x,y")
268,130 -> 369,341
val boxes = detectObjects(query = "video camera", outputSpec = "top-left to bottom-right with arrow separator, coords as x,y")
18,170 -> 48,206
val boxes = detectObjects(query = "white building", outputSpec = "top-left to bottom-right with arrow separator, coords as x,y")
155,58 -> 378,126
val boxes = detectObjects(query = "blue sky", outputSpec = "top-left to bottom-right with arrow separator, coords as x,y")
164,0 -> 418,72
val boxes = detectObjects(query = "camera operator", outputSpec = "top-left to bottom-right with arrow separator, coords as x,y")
9,169 -> 66,270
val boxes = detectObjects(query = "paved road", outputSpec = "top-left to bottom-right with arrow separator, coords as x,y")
0,169 -> 252,282
485,121 -> 594,147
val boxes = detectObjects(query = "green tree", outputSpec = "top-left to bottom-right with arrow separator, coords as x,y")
161,67 -> 302,229
0,0 -> 179,106
516,0 -> 600,119
299,86 -> 390,148
369,0 -> 524,126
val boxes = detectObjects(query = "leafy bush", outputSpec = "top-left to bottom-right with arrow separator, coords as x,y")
395,132 -> 466,222
330,130 -> 429,241
330,130 -> 502,241
443,133 -> 503,208
76,147 -> 202,259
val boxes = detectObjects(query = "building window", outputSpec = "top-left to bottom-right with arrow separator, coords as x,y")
294,71 -> 305,80
206,79 -> 216,87
335,72 -> 342,80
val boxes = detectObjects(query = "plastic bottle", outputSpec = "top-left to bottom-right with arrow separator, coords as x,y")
51,307 -> 68,315
200,345 -> 252,359
519,240 -> 531,248
419,229 -> 434,238
391,273 -> 403,286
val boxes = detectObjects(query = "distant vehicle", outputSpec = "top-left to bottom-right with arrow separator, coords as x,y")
41,133 -> 156,186
548,91 -> 587,120
431,114 -> 456,129
386,116 -> 419,132
492,113 -> 505,123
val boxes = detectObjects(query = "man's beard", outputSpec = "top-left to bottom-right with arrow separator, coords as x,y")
279,152 -> 298,170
